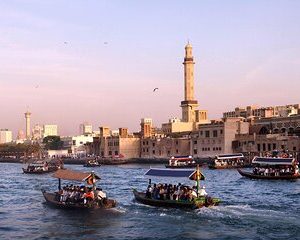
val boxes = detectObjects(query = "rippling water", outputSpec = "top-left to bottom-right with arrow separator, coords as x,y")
0,163 -> 299,240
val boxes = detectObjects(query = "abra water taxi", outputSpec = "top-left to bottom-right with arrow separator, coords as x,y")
22,159 -> 64,174
133,166 -> 220,209
42,169 -> 117,209
83,159 -> 101,167
238,156 -> 300,180
165,155 -> 199,169
208,153 -> 250,169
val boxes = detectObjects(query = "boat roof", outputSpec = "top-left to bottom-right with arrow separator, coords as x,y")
216,153 -> 244,160
52,169 -> 100,181
252,157 -> 296,166
145,168 -> 205,180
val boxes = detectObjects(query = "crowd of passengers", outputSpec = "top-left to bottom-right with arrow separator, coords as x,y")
214,159 -> 245,167
145,183 -> 207,201
253,165 -> 299,176
55,185 -> 107,205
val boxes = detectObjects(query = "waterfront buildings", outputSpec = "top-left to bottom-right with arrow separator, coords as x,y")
0,129 -> 13,144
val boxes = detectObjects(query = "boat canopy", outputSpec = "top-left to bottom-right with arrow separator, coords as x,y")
145,168 -> 205,180
252,157 -> 296,166
170,155 -> 193,161
52,169 -> 100,181
216,153 -> 244,160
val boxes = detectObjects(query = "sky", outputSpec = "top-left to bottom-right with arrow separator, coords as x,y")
0,0 -> 300,136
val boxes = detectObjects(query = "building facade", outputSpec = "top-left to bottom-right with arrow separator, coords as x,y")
0,129 -> 13,144
43,125 -> 58,138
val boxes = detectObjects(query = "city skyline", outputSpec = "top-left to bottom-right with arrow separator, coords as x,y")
1,1 -> 300,136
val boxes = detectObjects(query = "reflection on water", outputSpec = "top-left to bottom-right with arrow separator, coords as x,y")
0,163 -> 299,240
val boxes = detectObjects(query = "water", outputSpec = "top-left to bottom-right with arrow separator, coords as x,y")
0,163 -> 299,240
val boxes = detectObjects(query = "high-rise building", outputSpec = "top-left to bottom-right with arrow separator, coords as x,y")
43,125 -> 58,138
0,129 -> 13,144
79,122 -> 93,135
24,111 -> 31,139
32,124 -> 43,140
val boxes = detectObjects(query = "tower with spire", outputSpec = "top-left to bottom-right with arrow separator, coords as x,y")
24,111 -> 31,140
181,42 -> 199,122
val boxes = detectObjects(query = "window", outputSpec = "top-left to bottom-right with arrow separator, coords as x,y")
176,149 -> 179,154
146,148 -> 149,152
175,141 -> 178,145
268,144 -> 271,151
200,131 -> 203,136
220,130 -> 223,135
114,151 -> 118,155
205,131 -> 210,138
109,151 -> 112,155
167,150 -> 170,155
213,147 -> 215,151
213,130 -> 218,138
263,143 -> 266,151
152,143 -> 155,147
257,144 -> 261,152
153,150 -> 155,154
193,140 -> 197,145
293,146 -> 296,151
273,143 -> 276,150
208,147 -> 210,151
194,149 -> 197,154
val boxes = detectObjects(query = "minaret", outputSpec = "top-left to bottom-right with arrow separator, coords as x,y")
24,111 -> 31,139
181,42 -> 198,122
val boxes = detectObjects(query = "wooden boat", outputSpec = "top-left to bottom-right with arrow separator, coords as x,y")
42,169 -> 117,209
133,167 -> 221,209
22,159 -> 64,174
208,153 -> 251,169
133,189 -> 219,209
237,169 -> 299,180
165,156 -> 199,169
83,159 -> 101,168
237,156 -> 300,180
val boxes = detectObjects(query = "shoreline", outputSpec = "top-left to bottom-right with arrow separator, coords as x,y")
0,157 -> 211,165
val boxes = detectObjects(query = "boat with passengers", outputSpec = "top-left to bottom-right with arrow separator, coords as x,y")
42,169 -> 117,209
238,155 -> 299,180
133,166 -> 220,209
165,155 -> 199,169
83,159 -> 101,167
208,153 -> 250,169
22,159 -> 64,174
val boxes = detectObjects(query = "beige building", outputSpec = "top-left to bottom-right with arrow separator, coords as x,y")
223,104 -> 300,119
43,125 -> 58,137
79,122 -> 93,135
140,118 -> 153,138
32,124 -> 43,140
24,111 -> 31,139
140,137 -> 190,159
190,118 -> 250,158
0,129 -> 13,144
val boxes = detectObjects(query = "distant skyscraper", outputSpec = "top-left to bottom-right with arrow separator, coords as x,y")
43,125 -> 58,138
17,130 -> 25,141
0,129 -> 12,144
32,124 -> 43,140
24,111 -> 31,139
79,122 -> 93,135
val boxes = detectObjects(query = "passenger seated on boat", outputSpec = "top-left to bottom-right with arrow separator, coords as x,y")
159,186 -> 165,200
83,188 -> 95,204
173,187 -> 179,201
198,186 -> 207,197
96,188 -> 106,201
191,186 -> 198,198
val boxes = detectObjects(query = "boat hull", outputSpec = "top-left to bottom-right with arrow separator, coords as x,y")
133,189 -> 220,209
22,168 -> 58,174
237,169 -> 300,180
42,191 -> 117,209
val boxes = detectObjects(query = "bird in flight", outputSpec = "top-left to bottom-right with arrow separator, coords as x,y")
153,88 -> 159,92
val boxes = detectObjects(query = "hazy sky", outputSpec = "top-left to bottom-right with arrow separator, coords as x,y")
1,0 -> 300,136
